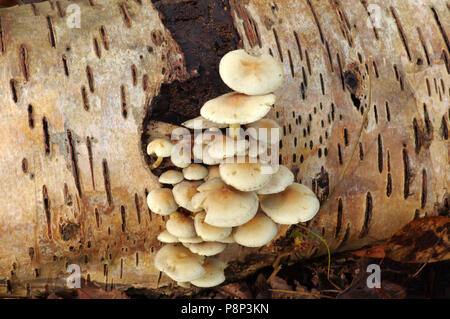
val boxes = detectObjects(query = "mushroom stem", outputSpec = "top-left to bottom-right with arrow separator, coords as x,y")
229,124 -> 241,138
152,156 -> 163,169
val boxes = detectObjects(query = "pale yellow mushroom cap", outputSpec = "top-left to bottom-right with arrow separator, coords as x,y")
179,236 -> 203,244
147,188 -> 178,216
147,138 -> 173,157
190,258 -> 227,288
219,49 -> 284,95
260,183 -> 320,224
206,135 -> 248,160
170,139 -> 192,168
172,181 -> 203,212
187,241 -> 227,256
154,244 -> 205,282
192,130 -> 223,165
157,230 -> 179,243
159,170 -> 184,185
197,178 -> 226,193
200,92 -> 275,125
217,235 -> 236,243
256,165 -> 294,195
183,164 -> 208,180
246,118 -> 282,145
205,165 -> 220,181
195,184 -> 259,227
166,212 -> 197,239
219,157 -> 272,191
182,115 -> 228,130
194,211 -> 232,241
233,212 -> 278,247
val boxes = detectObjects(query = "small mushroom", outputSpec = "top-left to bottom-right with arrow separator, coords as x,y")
205,165 -> 220,181
157,230 -> 179,243
192,130 -> 223,165
194,183 -> 259,227
260,183 -> 320,224
219,157 -> 272,191
147,138 -> 174,169
166,212 -> 197,239
196,178 -> 225,193
233,212 -> 278,247
200,92 -> 275,137
172,181 -> 203,212
154,244 -> 205,282
190,258 -> 227,288
217,235 -> 236,244
179,236 -> 203,244
183,164 -> 208,180
159,170 -> 184,185
219,49 -> 284,95
194,211 -> 232,241
187,241 -> 227,256
182,115 -> 228,130
256,165 -> 294,195
170,139 -> 192,168
206,135 -> 248,160
246,118 -> 282,146
147,188 -> 178,216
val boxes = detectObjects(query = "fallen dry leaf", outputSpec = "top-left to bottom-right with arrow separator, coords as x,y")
217,282 -> 253,299
352,216 -> 450,263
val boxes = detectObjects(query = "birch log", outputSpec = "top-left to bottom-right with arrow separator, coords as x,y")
0,0 -> 448,297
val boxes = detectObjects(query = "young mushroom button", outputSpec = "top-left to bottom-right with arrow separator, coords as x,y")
147,138 -> 173,169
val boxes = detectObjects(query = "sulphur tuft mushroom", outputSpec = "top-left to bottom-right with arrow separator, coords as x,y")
182,115 -> 228,130
206,134 -> 248,160
172,180 -> 203,213
246,118 -> 282,146
147,188 -> 178,216
154,244 -> 205,282
194,211 -> 232,241
219,49 -> 284,95
200,92 -> 275,137
157,230 -> 179,244
170,139 -> 192,168
190,258 -> 227,288
159,170 -> 184,185
260,183 -> 320,224
256,165 -> 294,195
233,212 -> 278,247
182,164 -> 208,181
187,241 -> 227,256
166,212 -> 197,239
196,178 -> 226,193
147,138 -> 174,169
179,236 -> 204,244
194,183 -> 259,227
219,157 -> 272,191
205,165 -> 220,181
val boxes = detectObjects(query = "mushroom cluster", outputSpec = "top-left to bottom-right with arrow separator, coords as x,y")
147,49 -> 321,288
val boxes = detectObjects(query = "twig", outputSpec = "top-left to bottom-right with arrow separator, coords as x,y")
296,224 -> 342,291
412,263 -> 428,278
